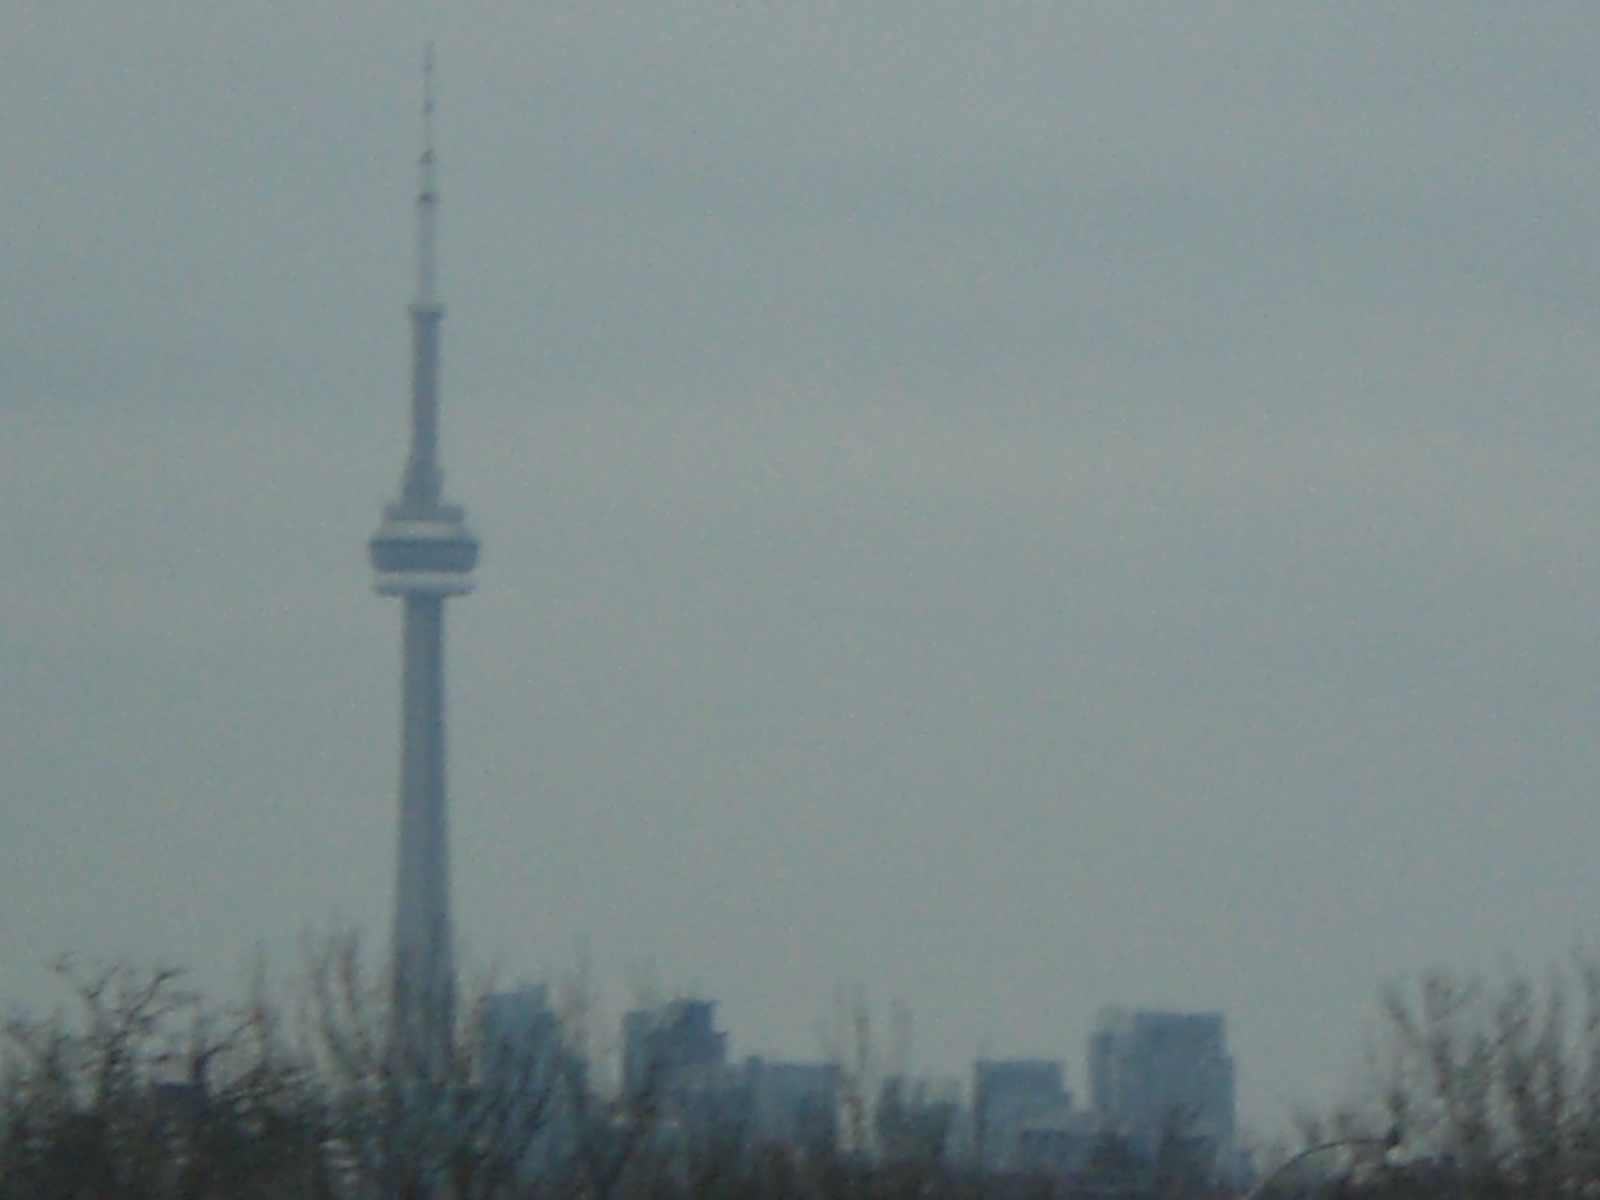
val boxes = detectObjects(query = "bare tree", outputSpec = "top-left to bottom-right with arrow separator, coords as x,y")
300,931 -> 571,1200
0,957 -> 326,1200
1343,955 -> 1600,1200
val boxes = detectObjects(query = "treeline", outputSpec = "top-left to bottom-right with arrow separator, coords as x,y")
1292,953 -> 1600,1200
0,939 -> 995,1200
12,943 -> 1600,1200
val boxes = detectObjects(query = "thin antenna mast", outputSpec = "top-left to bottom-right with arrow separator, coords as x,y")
415,43 -> 439,306
403,42 -> 444,508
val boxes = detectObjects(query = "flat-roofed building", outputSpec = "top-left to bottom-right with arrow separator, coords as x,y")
973,1059 -> 1079,1171
1089,1008 -> 1235,1151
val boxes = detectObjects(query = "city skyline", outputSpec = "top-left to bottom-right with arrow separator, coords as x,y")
4,5 -> 1600,1136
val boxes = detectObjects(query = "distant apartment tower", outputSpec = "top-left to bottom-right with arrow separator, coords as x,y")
746,1058 -> 839,1156
479,987 -> 581,1174
620,1001 -> 840,1153
480,987 -> 565,1087
1088,1009 -> 1235,1148
621,998 -> 729,1101
972,1059 -> 1089,1173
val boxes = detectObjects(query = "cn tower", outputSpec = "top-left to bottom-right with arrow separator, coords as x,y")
369,49 -> 478,1053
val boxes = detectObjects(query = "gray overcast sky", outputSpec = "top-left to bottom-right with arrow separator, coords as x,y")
4,1 -> 1600,1132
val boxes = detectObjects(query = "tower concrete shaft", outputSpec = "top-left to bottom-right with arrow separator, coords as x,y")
369,48 -> 478,1062
394,593 -> 451,1040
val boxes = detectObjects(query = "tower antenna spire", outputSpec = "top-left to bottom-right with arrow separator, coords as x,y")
415,42 -> 439,306
423,41 -> 435,124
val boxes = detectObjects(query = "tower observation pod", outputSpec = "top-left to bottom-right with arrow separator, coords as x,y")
369,47 -> 478,1060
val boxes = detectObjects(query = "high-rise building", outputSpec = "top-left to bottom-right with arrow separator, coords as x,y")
480,987 -> 564,1086
480,987 -> 583,1175
621,998 -> 728,1101
1088,1009 -> 1235,1150
972,1059 -> 1087,1172
746,1059 -> 840,1156
369,50 -> 479,1058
